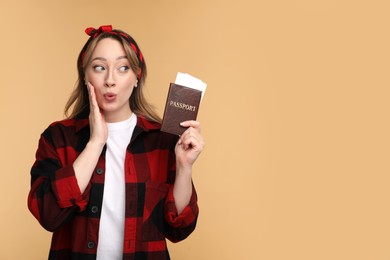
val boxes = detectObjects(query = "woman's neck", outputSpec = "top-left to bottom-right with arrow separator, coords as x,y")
104,110 -> 133,123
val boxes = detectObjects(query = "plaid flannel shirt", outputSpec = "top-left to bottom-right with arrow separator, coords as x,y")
28,114 -> 199,260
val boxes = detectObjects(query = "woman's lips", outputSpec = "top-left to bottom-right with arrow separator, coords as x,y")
103,93 -> 117,102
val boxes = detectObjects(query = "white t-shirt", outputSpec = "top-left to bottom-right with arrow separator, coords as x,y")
97,113 -> 136,260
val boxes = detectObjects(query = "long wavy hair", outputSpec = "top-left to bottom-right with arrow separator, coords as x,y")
64,30 -> 161,123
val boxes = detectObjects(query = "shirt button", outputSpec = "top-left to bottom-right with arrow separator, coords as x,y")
96,168 -> 104,175
87,241 -> 95,249
91,206 -> 99,213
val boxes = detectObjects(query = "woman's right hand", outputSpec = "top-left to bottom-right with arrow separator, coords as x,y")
73,82 -> 107,193
87,82 -> 108,146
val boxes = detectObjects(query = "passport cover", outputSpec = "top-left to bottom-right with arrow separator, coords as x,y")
161,83 -> 202,135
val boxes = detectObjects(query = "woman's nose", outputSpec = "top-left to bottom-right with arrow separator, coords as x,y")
105,71 -> 116,87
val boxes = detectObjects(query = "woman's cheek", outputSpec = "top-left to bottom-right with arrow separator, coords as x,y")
93,90 -> 104,107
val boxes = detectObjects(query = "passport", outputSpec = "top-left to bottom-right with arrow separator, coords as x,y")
161,73 -> 206,135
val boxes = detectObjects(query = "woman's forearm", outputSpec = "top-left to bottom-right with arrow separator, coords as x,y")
73,141 -> 104,193
173,165 -> 193,214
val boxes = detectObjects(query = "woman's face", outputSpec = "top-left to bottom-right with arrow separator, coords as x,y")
85,38 -> 138,122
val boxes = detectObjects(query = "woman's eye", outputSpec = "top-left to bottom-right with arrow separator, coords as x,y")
118,66 -> 129,72
93,65 -> 105,72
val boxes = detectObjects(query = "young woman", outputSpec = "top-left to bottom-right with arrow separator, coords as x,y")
28,25 -> 204,260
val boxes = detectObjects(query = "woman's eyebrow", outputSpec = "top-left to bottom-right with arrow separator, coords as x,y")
91,57 -> 106,62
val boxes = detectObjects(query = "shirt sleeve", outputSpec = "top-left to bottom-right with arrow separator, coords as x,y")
164,183 -> 198,227
163,183 -> 199,243
162,140 -> 199,242
27,125 -> 91,232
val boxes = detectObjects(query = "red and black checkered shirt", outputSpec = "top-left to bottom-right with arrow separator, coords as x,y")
28,114 -> 199,260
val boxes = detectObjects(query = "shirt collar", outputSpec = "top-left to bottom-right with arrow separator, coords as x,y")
135,115 -> 161,132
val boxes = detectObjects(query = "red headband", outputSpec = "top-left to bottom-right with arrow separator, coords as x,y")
82,25 -> 144,80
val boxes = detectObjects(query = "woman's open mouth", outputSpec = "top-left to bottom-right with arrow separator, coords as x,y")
103,93 -> 117,102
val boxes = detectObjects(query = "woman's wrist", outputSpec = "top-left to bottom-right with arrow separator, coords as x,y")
86,140 -> 105,153
176,162 -> 193,176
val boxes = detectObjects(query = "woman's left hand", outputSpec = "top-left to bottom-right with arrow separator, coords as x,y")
175,121 -> 205,169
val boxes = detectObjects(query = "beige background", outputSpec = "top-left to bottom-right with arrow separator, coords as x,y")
1,0 -> 390,259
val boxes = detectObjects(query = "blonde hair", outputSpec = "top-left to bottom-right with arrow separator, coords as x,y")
64,31 -> 161,123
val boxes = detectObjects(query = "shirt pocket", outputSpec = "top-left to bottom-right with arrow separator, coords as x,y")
142,181 -> 169,241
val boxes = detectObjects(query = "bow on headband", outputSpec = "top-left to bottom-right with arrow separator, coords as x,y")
83,25 -> 144,80
85,25 -> 113,38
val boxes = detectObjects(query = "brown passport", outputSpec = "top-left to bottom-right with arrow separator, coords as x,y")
161,83 -> 202,135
